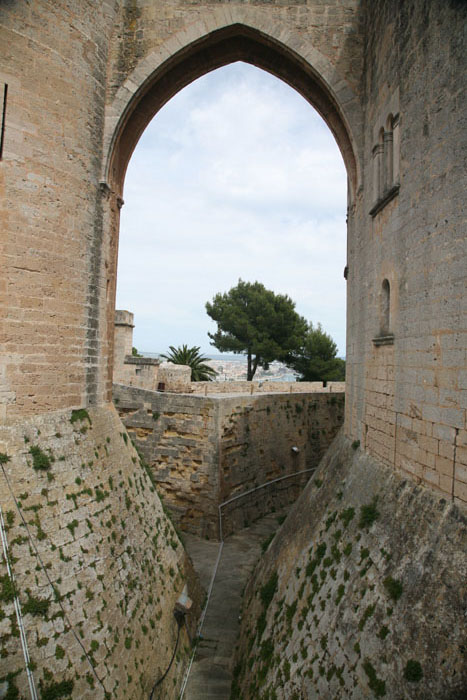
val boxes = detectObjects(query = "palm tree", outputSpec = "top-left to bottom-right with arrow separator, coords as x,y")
161,345 -> 217,382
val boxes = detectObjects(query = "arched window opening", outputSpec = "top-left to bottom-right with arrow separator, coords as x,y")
384,115 -> 394,192
114,62 -> 348,381
373,277 -> 394,346
370,110 -> 400,217
381,279 -> 390,335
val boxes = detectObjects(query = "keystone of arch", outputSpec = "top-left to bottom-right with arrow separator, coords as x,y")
102,6 -> 363,196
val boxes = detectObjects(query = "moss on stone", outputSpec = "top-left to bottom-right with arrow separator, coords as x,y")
404,659 -> 423,682
29,445 -> 51,471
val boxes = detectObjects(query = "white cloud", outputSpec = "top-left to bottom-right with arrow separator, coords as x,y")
117,62 -> 347,356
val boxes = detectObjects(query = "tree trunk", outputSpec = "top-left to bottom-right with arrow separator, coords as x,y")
250,356 -> 260,380
247,353 -> 260,380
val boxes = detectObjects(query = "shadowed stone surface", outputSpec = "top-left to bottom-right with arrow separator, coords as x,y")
184,511 -> 287,699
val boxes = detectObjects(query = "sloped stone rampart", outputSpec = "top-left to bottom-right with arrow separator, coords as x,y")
113,385 -> 345,538
233,431 -> 467,698
0,405 -> 202,699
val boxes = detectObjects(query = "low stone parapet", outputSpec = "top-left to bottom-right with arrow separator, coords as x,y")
191,380 -> 345,395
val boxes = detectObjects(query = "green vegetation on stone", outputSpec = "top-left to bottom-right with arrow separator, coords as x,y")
0,575 -> 15,602
39,679 -> 74,699
340,507 -> 355,527
29,446 -> 51,471
383,576 -> 403,601
70,409 -> 91,425
362,659 -> 386,697
359,499 -> 380,529
403,659 -> 423,682
358,603 -> 376,631
260,572 -> 278,609
23,595 -> 50,617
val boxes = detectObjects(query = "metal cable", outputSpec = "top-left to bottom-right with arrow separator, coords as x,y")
0,504 -> 38,700
1,464 -> 108,696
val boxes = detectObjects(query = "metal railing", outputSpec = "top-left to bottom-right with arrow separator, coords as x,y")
179,466 -> 316,698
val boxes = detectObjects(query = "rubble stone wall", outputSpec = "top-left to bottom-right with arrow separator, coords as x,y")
0,405 -> 202,699
113,384 -> 345,538
233,431 -> 467,698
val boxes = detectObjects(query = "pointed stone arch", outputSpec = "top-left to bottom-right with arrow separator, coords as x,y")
102,18 -> 363,200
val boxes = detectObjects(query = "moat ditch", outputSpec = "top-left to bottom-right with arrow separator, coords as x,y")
181,509 -> 289,699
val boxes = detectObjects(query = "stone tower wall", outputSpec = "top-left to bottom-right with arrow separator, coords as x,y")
1,1 -> 465,504
344,0 -> 467,505
0,1 -> 119,419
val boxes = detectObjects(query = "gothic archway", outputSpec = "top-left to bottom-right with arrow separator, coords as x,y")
104,24 -> 361,199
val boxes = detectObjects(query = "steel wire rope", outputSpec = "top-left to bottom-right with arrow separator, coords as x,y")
1,464 -> 109,697
0,504 -> 38,699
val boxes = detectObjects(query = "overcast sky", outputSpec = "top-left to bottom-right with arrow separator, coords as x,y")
116,62 -> 348,357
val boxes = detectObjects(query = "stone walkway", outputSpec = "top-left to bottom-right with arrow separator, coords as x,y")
182,512 -> 284,699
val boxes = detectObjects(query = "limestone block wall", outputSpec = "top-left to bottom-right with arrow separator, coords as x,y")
0,1 -> 120,418
344,0 -> 467,506
217,393 -> 344,535
113,310 -> 161,390
232,432 -> 467,698
191,381 -> 346,395
113,384 -> 219,538
114,355 -> 160,391
157,363 -> 192,393
114,310 -> 135,362
113,385 -> 345,538
0,405 -> 202,699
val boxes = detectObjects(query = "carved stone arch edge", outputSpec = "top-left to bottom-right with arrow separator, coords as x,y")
101,8 -> 363,200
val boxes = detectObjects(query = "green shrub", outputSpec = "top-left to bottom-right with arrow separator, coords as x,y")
340,507 -> 355,527
40,679 -> 74,699
29,446 -> 51,471
359,500 -> 379,529
362,659 -> 386,697
23,595 -> 50,617
0,575 -> 15,602
70,409 -> 91,425
260,572 -> 278,609
383,576 -> 403,602
404,659 -> 423,682
55,645 -> 65,659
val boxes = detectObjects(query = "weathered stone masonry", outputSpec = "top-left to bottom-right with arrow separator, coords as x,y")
0,1 -> 466,697
113,384 -> 345,538
233,434 -> 467,699
1,0 -> 465,505
0,405 -> 202,699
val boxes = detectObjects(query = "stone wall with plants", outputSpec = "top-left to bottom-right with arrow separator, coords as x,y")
218,393 -> 345,537
0,405 -> 202,699
232,431 -> 467,699
113,385 -> 345,539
